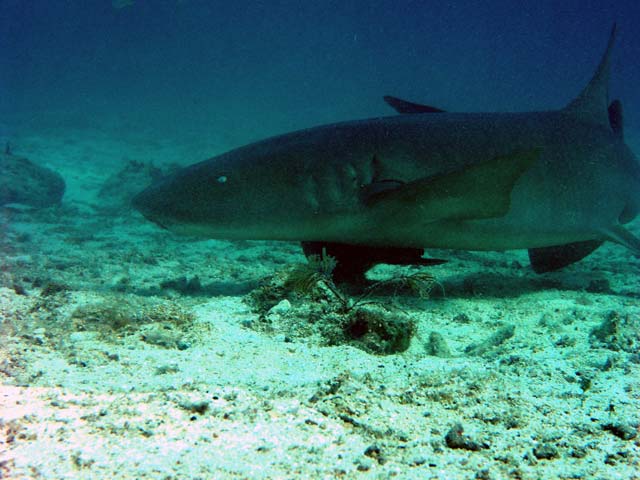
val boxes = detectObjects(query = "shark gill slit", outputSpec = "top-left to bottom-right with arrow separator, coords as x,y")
305,174 -> 320,213
342,162 -> 358,190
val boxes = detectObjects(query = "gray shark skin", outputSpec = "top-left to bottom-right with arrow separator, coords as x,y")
133,25 -> 640,276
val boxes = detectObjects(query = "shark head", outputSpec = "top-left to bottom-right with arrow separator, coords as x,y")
132,139 -> 343,240
133,161 -> 283,239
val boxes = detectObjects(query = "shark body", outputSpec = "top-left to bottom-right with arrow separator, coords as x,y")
133,26 -> 640,279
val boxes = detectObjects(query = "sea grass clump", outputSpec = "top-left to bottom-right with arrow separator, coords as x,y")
284,250 -> 337,294
342,305 -> 416,354
245,251 -> 438,354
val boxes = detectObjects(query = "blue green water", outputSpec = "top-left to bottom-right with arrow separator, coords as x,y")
2,0 -> 640,143
1,3 -> 639,478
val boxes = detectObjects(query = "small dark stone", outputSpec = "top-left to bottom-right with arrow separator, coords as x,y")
155,364 -> 180,375
475,468 -> 492,480
364,444 -> 381,460
105,352 -> 120,361
600,356 -> 616,371
604,451 -> 628,465
500,355 -> 525,366
141,326 -> 182,349
533,443 -> 559,460
453,313 -> 472,324
71,451 -> 94,469
355,457 -> 373,471
578,375 -> 592,392
425,332 -> 453,357
179,400 -> 210,415
555,335 -> 576,347
445,423 -> 489,451
569,446 -> 588,458
603,423 -> 637,440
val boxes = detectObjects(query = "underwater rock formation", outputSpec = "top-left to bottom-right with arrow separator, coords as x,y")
0,151 -> 65,207
98,159 -> 163,211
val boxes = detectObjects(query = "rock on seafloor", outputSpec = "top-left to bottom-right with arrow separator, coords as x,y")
0,152 -> 65,207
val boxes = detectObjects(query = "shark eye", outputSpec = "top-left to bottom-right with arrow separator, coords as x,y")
216,175 -> 228,184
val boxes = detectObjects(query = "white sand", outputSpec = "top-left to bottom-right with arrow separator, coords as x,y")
1,126 -> 639,479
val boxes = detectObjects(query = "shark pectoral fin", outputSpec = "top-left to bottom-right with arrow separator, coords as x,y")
367,149 -> 540,221
528,240 -> 603,273
602,224 -> 640,255
383,95 -> 446,114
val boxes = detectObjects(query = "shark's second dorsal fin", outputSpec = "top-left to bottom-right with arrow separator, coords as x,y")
563,23 -> 616,126
384,95 -> 446,114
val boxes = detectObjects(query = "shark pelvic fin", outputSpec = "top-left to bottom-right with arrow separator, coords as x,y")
383,95 -> 446,114
528,240 -> 603,273
563,23 -> 616,127
301,241 -> 446,283
366,148 -> 540,222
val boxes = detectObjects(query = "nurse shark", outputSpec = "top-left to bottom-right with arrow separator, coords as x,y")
133,25 -> 640,281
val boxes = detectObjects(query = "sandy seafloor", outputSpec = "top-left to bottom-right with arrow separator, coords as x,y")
0,124 -> 639,480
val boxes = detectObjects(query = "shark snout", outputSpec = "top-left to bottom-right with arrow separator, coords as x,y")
132,185 -> 170,229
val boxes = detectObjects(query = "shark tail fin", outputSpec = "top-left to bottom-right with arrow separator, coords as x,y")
563,23 -> 616,127
602,224 -> 640,256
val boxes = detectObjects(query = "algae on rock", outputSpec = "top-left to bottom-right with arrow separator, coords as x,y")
590,311 -> 639,353
245,252 -> 436,354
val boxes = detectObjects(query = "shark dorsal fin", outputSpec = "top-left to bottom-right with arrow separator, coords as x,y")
383,95 -> 446,114
563,23 -> 616,126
